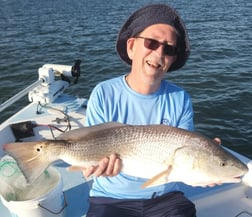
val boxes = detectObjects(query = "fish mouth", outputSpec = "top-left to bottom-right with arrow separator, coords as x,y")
221,176 -> 242,184
232,177 -> 242,183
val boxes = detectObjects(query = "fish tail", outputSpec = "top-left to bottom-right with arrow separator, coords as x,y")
3,141 -> 54,184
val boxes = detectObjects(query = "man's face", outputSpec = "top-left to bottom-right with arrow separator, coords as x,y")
127,24 -> 177,87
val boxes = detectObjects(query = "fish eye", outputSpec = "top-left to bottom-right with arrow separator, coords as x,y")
36,145 -> 43,152
220,161 -> 226,167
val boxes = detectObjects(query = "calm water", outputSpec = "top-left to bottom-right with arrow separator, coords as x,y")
0,0 -> 251,158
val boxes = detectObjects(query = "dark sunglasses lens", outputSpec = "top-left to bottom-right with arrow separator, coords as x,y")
164,44 -> 177,56
143,37 -> 177,56
144,38 -> 159,50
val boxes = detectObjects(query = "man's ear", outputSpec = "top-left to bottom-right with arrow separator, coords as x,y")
126,38 -> 136,61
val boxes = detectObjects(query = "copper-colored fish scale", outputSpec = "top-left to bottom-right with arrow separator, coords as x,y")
54,125 -> 188,165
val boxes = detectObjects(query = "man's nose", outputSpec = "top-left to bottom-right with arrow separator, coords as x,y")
154,44 -> 165,57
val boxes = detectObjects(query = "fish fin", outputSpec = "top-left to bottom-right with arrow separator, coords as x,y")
141,166 -> 172,188
57,122 -> 126,140
3,141 -> 53,184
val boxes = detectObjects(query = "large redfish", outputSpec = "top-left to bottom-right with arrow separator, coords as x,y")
3,122 -> 248,187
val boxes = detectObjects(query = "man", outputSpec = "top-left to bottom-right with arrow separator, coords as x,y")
71,4 -> 209,217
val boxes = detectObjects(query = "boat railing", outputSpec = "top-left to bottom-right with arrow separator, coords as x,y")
0,60 -> 81,113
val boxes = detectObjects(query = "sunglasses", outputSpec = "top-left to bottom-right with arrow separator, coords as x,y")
136,36 -> 177,56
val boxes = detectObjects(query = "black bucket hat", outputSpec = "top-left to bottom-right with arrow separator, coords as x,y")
116,4 -> 190,72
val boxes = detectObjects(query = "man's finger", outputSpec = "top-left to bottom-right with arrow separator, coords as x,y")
83,165 -> 98,177
213,137 -> 221,145
93,157 -> 109,177
67,166 -> 86,172
111,158 -> 122,176
104,154 -> 119,176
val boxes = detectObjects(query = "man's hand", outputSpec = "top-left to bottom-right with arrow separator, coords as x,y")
213,137 -> 221,145
67,153 -> 122,178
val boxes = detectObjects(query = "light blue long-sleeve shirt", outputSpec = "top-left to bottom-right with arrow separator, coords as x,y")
85,75 -> 194,199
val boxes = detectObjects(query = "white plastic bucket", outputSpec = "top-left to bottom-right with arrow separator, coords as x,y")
0,160 -> 66,217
